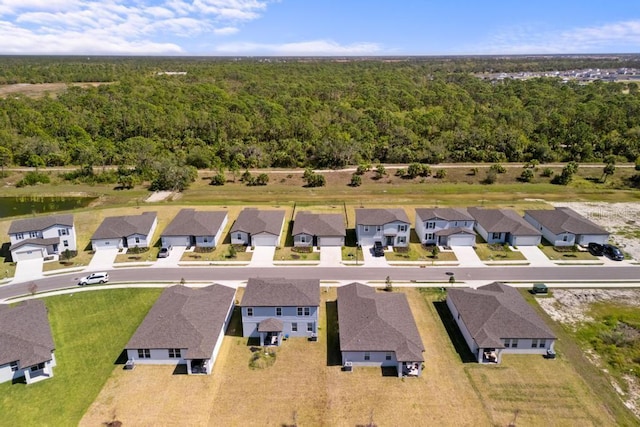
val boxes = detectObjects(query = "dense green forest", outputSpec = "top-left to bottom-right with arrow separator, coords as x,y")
1,56 -> 640,179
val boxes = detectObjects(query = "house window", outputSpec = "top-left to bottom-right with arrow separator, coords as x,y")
237,233 -> 242,239
246,307 -> 253,317
105,241 -> 110,245
539,339 -> 546,348
203,237 -> 209,243
276,307 -> 282,316
492,232 -> 501,240
376,226 -> 382,232
307,322 -> 314,332
398,224 -> 407,232
135,237 -> 140,244
562,235 -> 569,242
504,339 -> 510,348
397,236 -> 406,244
63,240 -> 69,247
426,233 -> 434,240
363,226 -> 369,232
454,222 -> 458,227
511,339 -> 518,348
29,231 -> 39,238
16,233 -> 24,239
58,229 -> 68,236
426,222 -> 435,229
300,235 -> 307,243
364,352 -> 370,361
292,323 -> 298,332
30,362 -> 45,372
385,353 -> 392,361
297,307 -> 310,316
138,349 -> 151,359
10,361 -> 18,372
168,349 -> 182,358
531,339 -> 538,348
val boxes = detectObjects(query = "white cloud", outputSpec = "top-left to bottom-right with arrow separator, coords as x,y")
213,26 -> 239,35
214,39 -> 382,55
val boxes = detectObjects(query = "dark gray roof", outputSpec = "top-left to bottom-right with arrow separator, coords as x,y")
524,207 -> 609,236
258,318 -> 283,332
434,227 -> 475,237
9,214 -> 73,234
415,208 -> 474,222
337,283 -> 425,362
0,300 -> 55,368
356,208 -> 409,226
241,278 -> 320,307
125,285 -> 235,359
162,209 -> 227,237
468,207 -> 541,236
10,237 -> 60,251
447,282 -> 556,349
91,212 -> 157,239
230,208 -> 285,236
292,212 -> 345,237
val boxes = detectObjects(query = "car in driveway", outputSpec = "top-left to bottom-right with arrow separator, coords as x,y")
78,272 -> 109,286
373,241 -> 385,257
588,242 -> 604,256
603,244 -> 624,261
158,247 -> 172,258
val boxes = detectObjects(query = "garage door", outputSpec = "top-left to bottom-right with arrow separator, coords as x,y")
162,236 -> 190,247
251,234 -> 276,246
448,234 -> 475,247
14,248 -> 44,261
512,236 -> 541,246
318,236 -> 343,247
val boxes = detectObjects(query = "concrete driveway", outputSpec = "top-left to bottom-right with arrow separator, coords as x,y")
87,248 -> 118,271
320,246 -> 343,267
518,246 -> 555,267
361,245 -> 389,267
249,246 -> 275,267
13,258 -> 44,282
451,246 -> 485,267
154,246 -> 186,267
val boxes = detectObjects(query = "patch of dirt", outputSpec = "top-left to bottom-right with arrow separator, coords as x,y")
144,191 -> 173,202
0,82 -> 110,98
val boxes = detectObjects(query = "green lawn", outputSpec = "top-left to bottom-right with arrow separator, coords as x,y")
539,244 -> 600,261
274,246 -> 320,262
385,244 -> 458,262
341,245 -> 363,262
0,288 -> 162,426
475,243 -> 527,261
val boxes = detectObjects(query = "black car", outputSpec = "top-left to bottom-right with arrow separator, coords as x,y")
603,244 -> 624,261
587,242 -> 604,256
373,241 -> 385,257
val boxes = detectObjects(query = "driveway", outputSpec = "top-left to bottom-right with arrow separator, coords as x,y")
451,246 -> 485,267
13,258 -> 44,282
87,248 -> 118,271
361,245 -> 389,267
518,246 -> 555,267
154,246 -> 186,267
320,246 -> 343,267
249,246 -> 275,267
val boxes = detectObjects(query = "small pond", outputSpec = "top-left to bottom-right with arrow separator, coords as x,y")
0,196 -> 96,218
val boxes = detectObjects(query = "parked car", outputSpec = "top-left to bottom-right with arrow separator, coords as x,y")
603,244 -> 624,261
532,283 -> 548,294
78,272 -> 109,286
373,241 -> 385,257
158,247 -> 172,258
587,242 -> 604,256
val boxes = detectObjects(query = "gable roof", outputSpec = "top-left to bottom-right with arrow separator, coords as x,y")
9,214 -> 73,234
162,209 -> 227,237
337,283 -> 425,362
434,227 -> 475,237
356,208 -> 409,226
292,212 -> 345,237
10,237 -> 60,252
0,300 -> 55,368
91,212 -> 157,240
524,207 -> 609,236
415,208 -> 474,222
241,278 -> 320,307
230,208 -> 285,236
125,285 -> 235,359
258,318 -> 283,332
468,207 -> 541,236
447,282 -> 556,349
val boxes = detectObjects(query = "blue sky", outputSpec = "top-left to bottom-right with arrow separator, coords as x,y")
1,0 -> 639,55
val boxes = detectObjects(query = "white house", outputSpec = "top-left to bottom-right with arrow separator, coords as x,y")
292,212 -> 346,247
446,282 -> 556,364
91,212 -> 157,251
125,284 -> 235,375
415,208 -> 476,247
0,300 -> 56,385
8,214 -> 76,262
523,207 -> 609,247
241,278 -> 320,346
355,208 -> 410,247
161,209 -> 228,248
468,207 -> 541,246
230,208 -> 285,247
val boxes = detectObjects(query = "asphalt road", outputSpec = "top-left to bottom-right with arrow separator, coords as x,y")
1,264 -> 639,301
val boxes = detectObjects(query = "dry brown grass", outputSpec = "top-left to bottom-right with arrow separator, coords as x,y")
0,82 -> 109,99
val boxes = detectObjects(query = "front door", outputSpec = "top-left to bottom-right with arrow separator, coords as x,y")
386,236 -> 394,246
122,237 -> 128,248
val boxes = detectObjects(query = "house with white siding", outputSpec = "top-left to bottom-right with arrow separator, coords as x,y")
292,212 -> 345,247
415,208 -> 476,247
355,208 -> 410,248
161,209 -> 228,248
523,207 -> 609,247
125,284 -> 235,375
8,214 -> 76,262
230,208 -> 285,247
468,207 -> 541,246
91,212 -> 158,251
241,278 -> 320,346
338,283 -> 425,377
447,282 -> 556,364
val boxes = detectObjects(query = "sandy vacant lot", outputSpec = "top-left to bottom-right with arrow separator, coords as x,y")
81,288 -> 620,426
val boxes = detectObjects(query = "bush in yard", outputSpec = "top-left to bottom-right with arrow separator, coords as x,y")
350,173 -> 362,187
483,170 -> 497,184
210,173 -> 225,186
17,171 -> 50,187
490,163 -> 506,174
249,348 -> 277,369
435,169 -> 447,179
541,167 -> 554,177
520,168 -> 534,182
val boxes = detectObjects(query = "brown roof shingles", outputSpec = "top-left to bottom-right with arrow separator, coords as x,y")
524,207 -> 609,236
241,278 -> 320,307
337,283 -> 425,362
415,208 -> 474,222
291,212 -> 345,237
92,212 -> 157,239
468,207 -> 541,236
162,209 -> 227,237
230,208 -> 285,236
9,214 -> 73,234
0,300 -> 55,368
355,208 -> 409,226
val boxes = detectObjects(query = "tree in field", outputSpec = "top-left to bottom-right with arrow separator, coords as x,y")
406,163 -> 423,178
255,173 -> 269,186
374,164 -> 386,179
303,169 -> 325,187
0,146 -> 12,175
350,173 -> 362,187
27,154 -> 45,172
434,169 -> 447,179
520,168 -> 534,182
553,161 -> 579,185
601,155 -> 616,183
210,173 -> 226,186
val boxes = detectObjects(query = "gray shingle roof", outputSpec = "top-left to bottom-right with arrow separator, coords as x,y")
9,214 -> 73,234
524,207 -> 609,236
0,300 -> 55,368
162,209 -> 227,237
258,318 -> 283,332
241,278 -> 320,307
125,285 -> 235,359
10,237 -> 60,251
447,282 -> 556,349
468,207 -> 541,236
415,208 -> 474,222
434,227 -> 475,237
291,212 -> 345,237
355,208 -> 409,226
91,212 -> 157,239
230,208 -> 285,236
337,283 -> 425,362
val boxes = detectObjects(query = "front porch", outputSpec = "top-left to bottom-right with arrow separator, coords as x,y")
24,362 -> 54,384
258,318 -> 284,347
400,362 -> 422,377
480,348 -> 501,364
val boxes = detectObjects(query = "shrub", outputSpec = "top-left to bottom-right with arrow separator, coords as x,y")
349,173 -> 362,187
541,167 -> 554,177
483,170 -> 497,184
434,169 -> 447,179
17,171 -> 50,187
210,173 -> 225,186
490,163 -> 507,174
520,168 -> 534,182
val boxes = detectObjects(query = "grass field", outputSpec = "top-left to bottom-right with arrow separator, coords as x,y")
539,243 -> 600,261
475,243 -> 528,261
0,288 -> 162,426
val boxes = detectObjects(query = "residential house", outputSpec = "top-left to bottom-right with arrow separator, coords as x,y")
446,282 -> 556,364
355,208 -> 410,247
125,284 -> 235,375
91,212 -> 158,251
0,300 -> 56,384
292,212 -> 346,247
468,207 -> 541,246
230,208 -> 285,247
337,283 -> 425,377
523,207 -> 609,247
8,214 -> 76,262
161,209 -> 228,248
415,208 -> 476,247
241,277 -> 320,346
